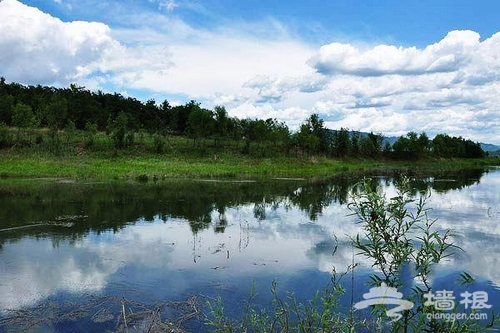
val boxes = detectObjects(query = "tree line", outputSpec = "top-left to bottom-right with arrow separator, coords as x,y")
0,77 -> 486,159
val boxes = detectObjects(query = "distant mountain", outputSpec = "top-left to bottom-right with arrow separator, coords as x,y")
480,143 -> 500,154
383,136 -> 399,145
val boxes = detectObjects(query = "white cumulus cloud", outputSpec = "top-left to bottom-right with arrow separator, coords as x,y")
308,30 -> 480,77
0,0 -> 174,87
0,0 -> 117,84
1,0 -> 499,143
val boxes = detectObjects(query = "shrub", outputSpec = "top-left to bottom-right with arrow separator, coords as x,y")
0,124 -> 13,147
153,133 -> 167,154
349,177 -> 494,332
84,122 -> 98,148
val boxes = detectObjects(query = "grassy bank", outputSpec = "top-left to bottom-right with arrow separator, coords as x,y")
0,150 -> 366,181
1,147 -> 498,182
1,128 -> 498,181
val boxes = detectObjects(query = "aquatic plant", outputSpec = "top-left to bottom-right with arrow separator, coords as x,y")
349,176 -> 497,332
204,266 -> 365,333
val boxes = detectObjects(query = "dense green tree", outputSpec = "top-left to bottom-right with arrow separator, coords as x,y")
158,100 -> 172,134
393,132 -> 431,159
332,128 -> 350,157
226,117 -> 244,142
359,132 -> 384,158
186,107 -> 215,145
350,132 -> 360,157
84,121 -> 98,148
462,138 -> 485,158
42,95 -> 68,132
432,134 -> 484,158
108,112 -> 129,148
170,100 -> 200,134
307,114 -> 329,153
0,93 -> 14,125
12,103 -> 38,129
294,114 -> 329,155
213,106 -> 229,146
433,134 -> 464,158
392,135 -> 410,159
0,123 -> 12,147
247,119 -> 269,146
267,118 -> 290,149
12,102 -> 39,143
140,99 -> 161,132
295,122 -> 320,155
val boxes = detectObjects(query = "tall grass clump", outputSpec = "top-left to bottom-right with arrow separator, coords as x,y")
205,268 -> 365,333
152,133 -> 167,154
0,124 -> 13,148
84,121 -> 98,149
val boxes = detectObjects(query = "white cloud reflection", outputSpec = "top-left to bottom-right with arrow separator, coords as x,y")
1,170 -> 500,312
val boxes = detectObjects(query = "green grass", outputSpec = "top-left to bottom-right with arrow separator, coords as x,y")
1,150 -> 498,182
1,128 -> 499,182
0,151 -> 355,181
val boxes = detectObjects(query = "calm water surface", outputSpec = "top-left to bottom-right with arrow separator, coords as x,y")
0,168 -> 499,331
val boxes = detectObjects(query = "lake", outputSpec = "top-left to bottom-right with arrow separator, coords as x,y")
0,168 -> 499,332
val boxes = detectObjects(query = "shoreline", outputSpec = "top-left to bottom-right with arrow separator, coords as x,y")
1,151 -> 498,183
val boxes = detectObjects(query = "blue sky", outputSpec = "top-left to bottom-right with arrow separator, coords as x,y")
26,0 -> 500,46
1,0 -> 500,144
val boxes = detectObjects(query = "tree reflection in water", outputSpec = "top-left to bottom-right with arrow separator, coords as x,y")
0,168 -> 488,244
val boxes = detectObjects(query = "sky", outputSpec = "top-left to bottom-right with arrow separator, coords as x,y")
1,0 -> 500,144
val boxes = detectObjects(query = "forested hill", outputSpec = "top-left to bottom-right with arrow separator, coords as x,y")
0,78 -> 488,159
